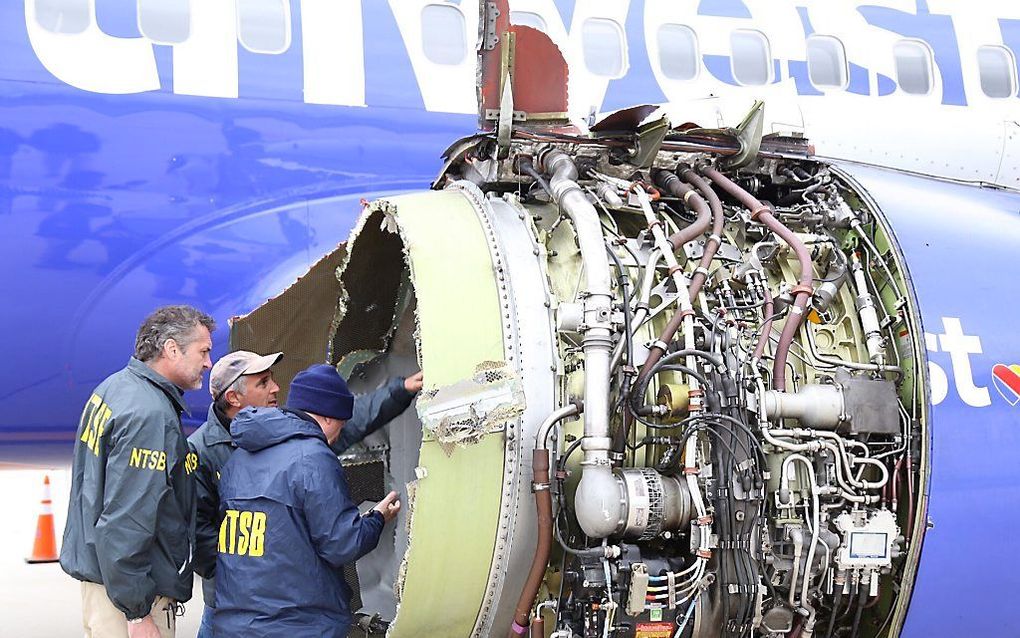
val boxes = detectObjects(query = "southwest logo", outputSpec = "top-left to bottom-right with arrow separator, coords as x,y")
991,364 -> 1020,406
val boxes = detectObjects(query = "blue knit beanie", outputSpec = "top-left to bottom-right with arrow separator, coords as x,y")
287,364 -> 355,420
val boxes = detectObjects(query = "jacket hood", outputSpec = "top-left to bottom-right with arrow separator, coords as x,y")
230,407 -> 326,452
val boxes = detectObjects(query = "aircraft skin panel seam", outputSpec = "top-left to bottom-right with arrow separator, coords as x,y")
459,188 -> 560,637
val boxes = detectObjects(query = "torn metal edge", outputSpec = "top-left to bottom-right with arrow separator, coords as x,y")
416,361 -> 526,455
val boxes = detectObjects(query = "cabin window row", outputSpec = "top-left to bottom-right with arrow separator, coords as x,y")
508,13 -> 1020,100
32,1 -> 1020,100
650,24 -> 1018,100
34,0 -> 291,54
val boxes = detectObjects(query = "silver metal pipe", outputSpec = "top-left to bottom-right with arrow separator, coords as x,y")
781,454 -> 821,610
763,384 -> 845,430
850,252 -> 886,365
537,404 -> 581,452
543,150 -> 620,539
805,323 -> 901,378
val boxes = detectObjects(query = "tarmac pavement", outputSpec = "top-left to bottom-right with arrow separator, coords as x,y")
0,468 -> 205,637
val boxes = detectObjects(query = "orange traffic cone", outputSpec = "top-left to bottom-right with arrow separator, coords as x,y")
25,474 -> 59,564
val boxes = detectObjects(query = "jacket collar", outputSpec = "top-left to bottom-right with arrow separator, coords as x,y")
283,407 -> 322,428
231,407 -> 327,451
202,403 -> 234,446
127,357 -> 187,414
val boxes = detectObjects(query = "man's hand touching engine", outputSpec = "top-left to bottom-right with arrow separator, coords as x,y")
403,371 -> 423,394
373,491 -> 402,524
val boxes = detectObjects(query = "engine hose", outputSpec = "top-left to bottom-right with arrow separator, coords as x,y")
634,169 -> 714,389
849,586 -> 868,638
826,589 -> 843,638
752,284 -> 774,361
680,166 -> 725,302
510,449 -> 553,637
701,167 -> 814,391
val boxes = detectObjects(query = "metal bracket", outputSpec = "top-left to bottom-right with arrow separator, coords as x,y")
720,100 -> 766,170
496,31 -> 515,158
483,2 -> 500,51
484,109 -> 571,123
630,115 -> 671,168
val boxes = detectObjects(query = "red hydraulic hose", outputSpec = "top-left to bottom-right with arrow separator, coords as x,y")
635,169 -> 713,386
680,166 -> 725,302
651,168 -> 713,251
510,449 -> 553,637
701,167 -> 814,391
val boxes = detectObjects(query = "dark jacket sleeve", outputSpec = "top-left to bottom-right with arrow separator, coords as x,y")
331,376 -> 414,454
190,439 -> 219,580
94,409 -> 174,620
301,446 -> 385,568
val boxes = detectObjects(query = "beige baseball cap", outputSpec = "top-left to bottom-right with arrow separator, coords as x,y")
210,350 -> 283,399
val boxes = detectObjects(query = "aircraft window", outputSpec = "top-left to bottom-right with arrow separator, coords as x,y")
421,4 -> 467,65
657,24 -> 699,81
977,45 -> 1017,99
581,18 -> 626,78
35,0 -> 90,34
137,0 -> 191,45
511,11 -> 547,33
730,30 -> 772,86
893,39 -> 933,95
806,35 -> 848,89
237,0 -> 291,54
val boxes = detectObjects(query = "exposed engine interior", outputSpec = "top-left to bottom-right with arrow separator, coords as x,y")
422,126 -> 928,638
245,110 -> 929,637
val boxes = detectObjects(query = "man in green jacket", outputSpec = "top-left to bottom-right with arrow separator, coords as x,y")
61,305 -> 215,638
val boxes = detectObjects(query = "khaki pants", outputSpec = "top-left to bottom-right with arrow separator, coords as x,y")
81,581 -> 176,638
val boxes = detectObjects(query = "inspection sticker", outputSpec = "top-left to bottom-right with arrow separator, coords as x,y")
635,622 -> 675,638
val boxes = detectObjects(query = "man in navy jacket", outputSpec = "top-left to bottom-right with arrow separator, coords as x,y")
213,364 -> 401,637
189,351 -> 420,637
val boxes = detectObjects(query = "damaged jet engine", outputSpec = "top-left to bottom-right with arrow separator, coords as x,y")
235,114 -> 927,638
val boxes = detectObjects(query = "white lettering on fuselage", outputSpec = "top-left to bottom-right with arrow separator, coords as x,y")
925,317 -> 991,408
24,2 -> 1020,111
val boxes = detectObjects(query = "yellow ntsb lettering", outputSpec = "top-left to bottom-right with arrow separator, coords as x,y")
128,447 -> 166,472
185,452 -> 198,475
78,394 -> 112,457
218,509 -> 267,557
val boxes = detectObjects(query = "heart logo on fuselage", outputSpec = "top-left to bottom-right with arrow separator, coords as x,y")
991,364 -> 1020,406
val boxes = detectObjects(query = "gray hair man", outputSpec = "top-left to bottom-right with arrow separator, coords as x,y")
61,305 -> 216,638
188,352 -> 423,637
188,350 -> 282,638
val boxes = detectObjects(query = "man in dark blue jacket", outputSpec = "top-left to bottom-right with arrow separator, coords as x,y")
189,351 -> 420,637
214,364 -> 401,637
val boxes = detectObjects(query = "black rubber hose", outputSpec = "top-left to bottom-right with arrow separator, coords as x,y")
826,589 -> 843,638
518,157 -> 554,200
850,586 -> 868,638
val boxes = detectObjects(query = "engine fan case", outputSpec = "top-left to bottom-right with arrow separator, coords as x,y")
332,185 -> 558,637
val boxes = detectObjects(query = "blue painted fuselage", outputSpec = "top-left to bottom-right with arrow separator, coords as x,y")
0,1 -> 474,464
